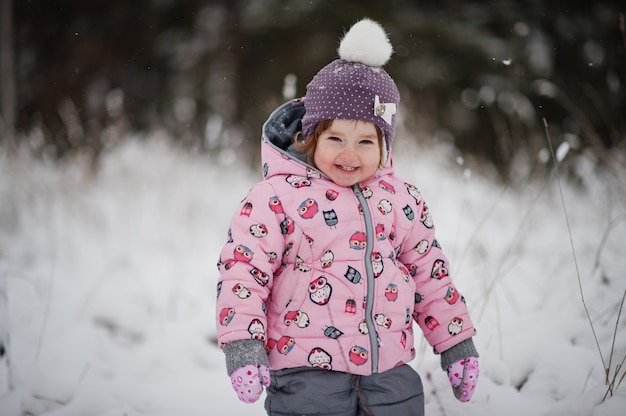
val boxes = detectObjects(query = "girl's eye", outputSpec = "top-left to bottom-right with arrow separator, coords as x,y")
360,139 -> 375,145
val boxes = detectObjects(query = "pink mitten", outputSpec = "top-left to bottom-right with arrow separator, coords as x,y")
447,356 -> 479,402
230,364 -> 270,403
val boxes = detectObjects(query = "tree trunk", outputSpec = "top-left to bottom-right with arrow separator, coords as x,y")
0,0 -> 16,148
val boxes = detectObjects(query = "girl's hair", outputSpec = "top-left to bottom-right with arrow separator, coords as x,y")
294,120 -> 385,168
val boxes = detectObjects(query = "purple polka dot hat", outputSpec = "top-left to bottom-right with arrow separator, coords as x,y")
302,18 -> 400,151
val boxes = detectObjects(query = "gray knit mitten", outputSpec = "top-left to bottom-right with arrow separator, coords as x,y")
440,338 -> 478,371
223,339 -> 269,376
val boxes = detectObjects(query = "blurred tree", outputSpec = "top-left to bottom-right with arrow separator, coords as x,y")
14,0 -> 165,159
7,0 -> 626,181
389,0 -> 625,181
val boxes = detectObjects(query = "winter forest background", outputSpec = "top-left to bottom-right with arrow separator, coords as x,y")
1,0 -> 626,415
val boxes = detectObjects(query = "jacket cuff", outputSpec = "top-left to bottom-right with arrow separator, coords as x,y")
223,339 -> 270,376
440,338 -> 478,371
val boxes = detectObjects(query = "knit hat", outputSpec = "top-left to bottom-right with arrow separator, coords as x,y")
302,18 -> 400,152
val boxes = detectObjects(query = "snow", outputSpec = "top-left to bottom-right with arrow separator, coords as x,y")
1,135 -> 625,415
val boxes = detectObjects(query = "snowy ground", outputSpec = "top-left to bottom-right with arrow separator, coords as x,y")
0,135 -> 625,416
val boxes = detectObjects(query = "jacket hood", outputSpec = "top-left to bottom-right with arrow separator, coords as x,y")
260,99 -> 312,181
262,98 -> 306,155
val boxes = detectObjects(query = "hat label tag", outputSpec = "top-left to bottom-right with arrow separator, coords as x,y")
374,95 -> 396,125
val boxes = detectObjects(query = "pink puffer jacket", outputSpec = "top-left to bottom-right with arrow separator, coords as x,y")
216,100 -> 474,376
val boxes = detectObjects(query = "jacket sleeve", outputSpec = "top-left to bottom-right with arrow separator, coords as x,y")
398,193 -> 475,354
215,181 -> 286,349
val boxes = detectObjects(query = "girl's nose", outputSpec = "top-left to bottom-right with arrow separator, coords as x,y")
339,146 -> 358,162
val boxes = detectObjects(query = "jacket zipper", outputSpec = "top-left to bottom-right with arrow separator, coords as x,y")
352,184 -> 379,374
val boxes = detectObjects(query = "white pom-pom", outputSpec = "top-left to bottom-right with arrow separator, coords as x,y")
338,18 -> 393,66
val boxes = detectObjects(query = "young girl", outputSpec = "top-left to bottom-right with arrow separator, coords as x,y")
216,18 -> 479,416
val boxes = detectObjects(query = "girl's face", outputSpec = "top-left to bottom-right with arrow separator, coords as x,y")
313,119 -> 381,187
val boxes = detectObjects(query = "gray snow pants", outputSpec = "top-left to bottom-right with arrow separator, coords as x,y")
264,364 -> 424,416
